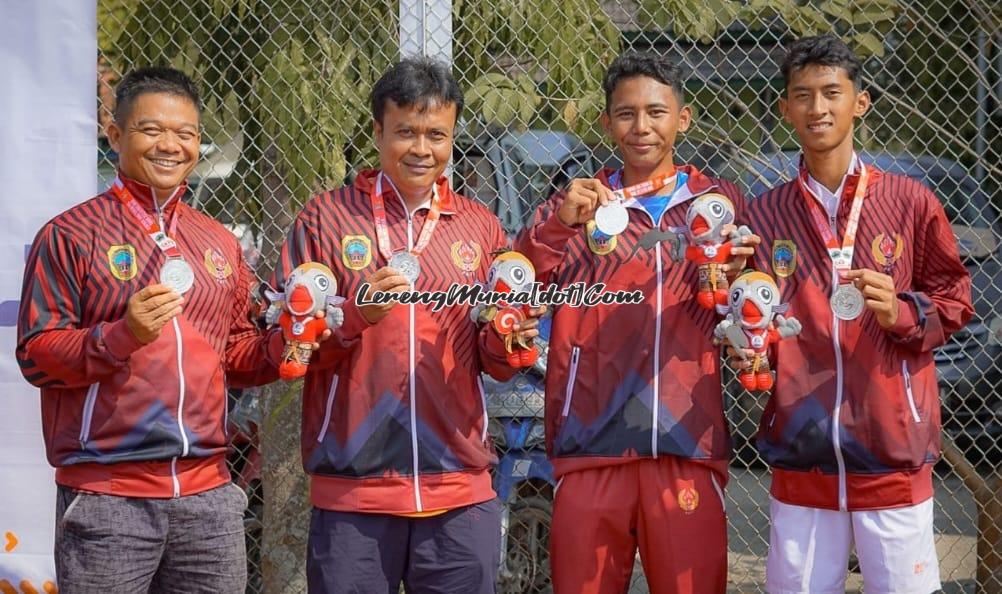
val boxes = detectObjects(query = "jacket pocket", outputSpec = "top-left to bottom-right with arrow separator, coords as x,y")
78,382 -> 100,449
560,347 -> 581,420
316,375 -> 339,443
476,375 -> 489,444
902,361 -> 922,424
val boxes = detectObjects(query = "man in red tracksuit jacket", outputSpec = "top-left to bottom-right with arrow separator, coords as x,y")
271,57 -> 543,594
743,35 -> 973,594
515,52 -> 756,594
16,68 -> 285,592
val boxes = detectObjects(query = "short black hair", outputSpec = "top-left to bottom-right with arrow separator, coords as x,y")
781,35 -> 864,92
370,57 -> 464,124
603,52 -> 686,111
114,66 -> 203,123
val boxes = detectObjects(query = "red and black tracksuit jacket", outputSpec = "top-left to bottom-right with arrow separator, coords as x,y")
514,165 -> 747,481
746,162 -> 973,511
271,169 -> 517,514
16,174 -> 283,498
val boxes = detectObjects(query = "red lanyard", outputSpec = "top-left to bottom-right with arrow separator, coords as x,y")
371,172 -> 442,258
612,171 -> 677,199
109,177 -> 183,259
797,164 -> 869,273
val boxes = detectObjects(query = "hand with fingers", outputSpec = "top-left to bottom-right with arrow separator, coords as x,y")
842,269 -> 899,328
556,178 -> 616,227
359,266 -> 412,325
511,305 -> 547,346
125,284 -> 184,344
721,224 -> 761,279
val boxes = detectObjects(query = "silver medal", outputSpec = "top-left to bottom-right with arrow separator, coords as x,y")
160,258 -> 195,294
389,251 -> 421,284
831,283 -> 864,321
594,202 -> 629,236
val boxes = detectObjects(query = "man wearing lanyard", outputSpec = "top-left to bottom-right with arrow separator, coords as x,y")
514,52 -> 757,593
742,35 -> 973,593
16,67 -> 287,592
271,57 -> 544,593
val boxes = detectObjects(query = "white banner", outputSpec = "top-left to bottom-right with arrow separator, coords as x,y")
0,1 -> 97,590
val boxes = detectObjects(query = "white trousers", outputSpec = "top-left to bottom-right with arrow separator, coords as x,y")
765,497 -> 941,594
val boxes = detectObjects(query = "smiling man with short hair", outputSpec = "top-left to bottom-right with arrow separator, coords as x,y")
16,66 -> 285,593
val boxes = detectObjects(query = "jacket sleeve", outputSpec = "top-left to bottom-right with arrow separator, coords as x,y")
269,194 -> 371,371
223,251 -> 284,388
478,215 -> 520,381
512,191 -> 579,285
887,180 -> 973,351
16,223 -> 145,388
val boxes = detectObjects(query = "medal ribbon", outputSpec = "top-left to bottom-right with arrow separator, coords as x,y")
796,164 -> 869,278
372,172 -> 442,259
109,177 -> 183,260
610,171 -> 677,200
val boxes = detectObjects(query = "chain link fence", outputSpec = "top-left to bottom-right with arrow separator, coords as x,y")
96,0 -> 1000,591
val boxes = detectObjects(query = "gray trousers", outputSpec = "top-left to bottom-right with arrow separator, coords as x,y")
55,482 -> 247,594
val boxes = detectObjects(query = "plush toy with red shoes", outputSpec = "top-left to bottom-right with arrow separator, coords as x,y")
265,262 -> 345,380
470,251 -> 538,368
664,193 -> 754,311
713,271 -> 801,391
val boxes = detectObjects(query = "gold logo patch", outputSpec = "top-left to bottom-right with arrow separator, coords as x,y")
204,248 -> 233,280
341,235 -> 373,270
451,241 -> 482,276
677,480 -> 700,514
586,220 -> 617,255
872,233 -> 904,273
772,239 -> 797,278
107,244 -> 137,281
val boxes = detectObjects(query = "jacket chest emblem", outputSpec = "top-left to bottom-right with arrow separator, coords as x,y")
871,233 -> 904,274
341,235 -> 373,270
204,248 -> 233,281
107,244 -> 138,281
585,220 -> 617,255
772,240 -> 797,278
450,240 -> 482,276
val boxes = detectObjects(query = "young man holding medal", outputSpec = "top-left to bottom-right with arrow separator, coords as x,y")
16,67 -> 287,592
514,52 -> 757,593
270,57 -> 544,593
742,35 -> 973,593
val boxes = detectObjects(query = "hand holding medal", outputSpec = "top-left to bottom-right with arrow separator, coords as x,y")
125,284 -> 184,344
556,179 -> 616,227
592,172 -> 678,237
842,268 -> 900,328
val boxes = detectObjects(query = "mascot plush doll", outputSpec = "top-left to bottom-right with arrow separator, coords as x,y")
265,262 -> 345,380
666,193 -> 753,310
471,251 -> 538,368
713,271 -> 801,391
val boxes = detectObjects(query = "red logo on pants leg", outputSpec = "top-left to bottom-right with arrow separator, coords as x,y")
677,479 -> 700,514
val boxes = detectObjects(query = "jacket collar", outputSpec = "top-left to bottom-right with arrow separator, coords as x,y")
354,169 -> 457,215
111,171 -> 188,217
796,153 -> 882,206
